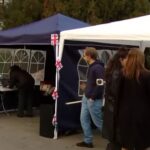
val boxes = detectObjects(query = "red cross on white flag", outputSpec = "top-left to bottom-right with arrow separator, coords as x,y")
55,59 -> 63,70
51,34 -> 59,46
52,89 -> 59,100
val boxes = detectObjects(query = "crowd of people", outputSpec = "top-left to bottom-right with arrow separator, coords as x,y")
5,46 -> 150,150
76,47 -> 150,150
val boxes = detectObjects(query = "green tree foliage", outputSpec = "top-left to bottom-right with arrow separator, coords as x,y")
42,0 -> 101,24
3,0 -> 43,29
2,0 -> 150,29
96,0 -> 150,23
42,0 -> 150,25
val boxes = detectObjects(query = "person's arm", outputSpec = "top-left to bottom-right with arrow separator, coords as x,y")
9,71 -> 16,88
110,70 -> 122,98
91,65 -> 104,100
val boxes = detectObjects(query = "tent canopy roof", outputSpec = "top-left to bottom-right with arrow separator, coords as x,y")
58,15 -> 150,59
60,15 -> 150,42
0,13 -> 89,45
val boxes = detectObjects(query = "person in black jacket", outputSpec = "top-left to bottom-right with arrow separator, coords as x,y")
76,47 -> 104,148
102,48 -> 128,150
118,48 -> 150,150
9,65 -> 35,117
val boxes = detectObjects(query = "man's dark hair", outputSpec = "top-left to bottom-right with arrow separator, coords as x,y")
10,65 -> 21,71
84,47 -> 98,60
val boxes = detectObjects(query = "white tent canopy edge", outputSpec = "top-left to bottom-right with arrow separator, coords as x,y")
54,15 -> 150,139
58,14 -> 150,60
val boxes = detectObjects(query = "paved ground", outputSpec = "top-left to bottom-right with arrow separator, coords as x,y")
0,111 -> 108,150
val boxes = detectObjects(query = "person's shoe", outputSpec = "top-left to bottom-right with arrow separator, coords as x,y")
76,141 -> 94,148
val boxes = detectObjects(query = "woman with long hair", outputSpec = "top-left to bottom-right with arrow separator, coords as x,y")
103,48 -> 128,150
118,48 -> 150,150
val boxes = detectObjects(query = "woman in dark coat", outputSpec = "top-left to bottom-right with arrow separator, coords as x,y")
102,48 -> 128,150
118,48 -> 150,150
9,65 -> 35,117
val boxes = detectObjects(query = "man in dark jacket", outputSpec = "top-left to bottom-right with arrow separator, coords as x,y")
76,47 -> 104,148
9,65 -> 35,117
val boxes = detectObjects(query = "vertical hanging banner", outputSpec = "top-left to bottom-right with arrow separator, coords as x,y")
50,33 -> 62,140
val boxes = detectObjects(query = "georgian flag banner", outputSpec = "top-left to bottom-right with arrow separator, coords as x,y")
55,59 -> 63,70
51,34 -> 59,46
52,89 -> 59,100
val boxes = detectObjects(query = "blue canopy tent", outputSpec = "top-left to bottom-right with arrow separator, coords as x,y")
0,13 -> 90,135
0,13 -> 89,45
0,13 -> 89,82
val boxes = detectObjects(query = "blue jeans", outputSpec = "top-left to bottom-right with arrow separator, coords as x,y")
80,95 -> 103,143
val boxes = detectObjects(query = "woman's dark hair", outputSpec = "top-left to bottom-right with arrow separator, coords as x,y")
105,47 -> 129,80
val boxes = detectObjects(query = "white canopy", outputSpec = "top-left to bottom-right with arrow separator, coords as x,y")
54,15 -> 150,138
59,15 -> 150,59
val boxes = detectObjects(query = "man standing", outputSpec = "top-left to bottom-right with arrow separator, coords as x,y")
76,47 -> 104,148
9,65 -> 35,117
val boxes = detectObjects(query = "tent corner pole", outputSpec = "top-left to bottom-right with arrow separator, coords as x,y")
139,41 -> 145,52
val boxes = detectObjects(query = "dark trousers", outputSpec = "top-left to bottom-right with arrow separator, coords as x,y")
106,142 -> 148,150
18,87 -> 34,115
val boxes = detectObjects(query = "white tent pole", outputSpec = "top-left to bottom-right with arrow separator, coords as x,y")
52,36 -> 64,139
58,37 -> 64,60
53,43 -> 59,140
139,41 -> 145,52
